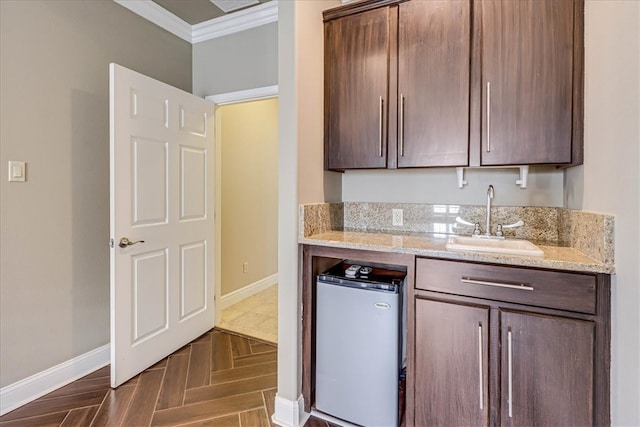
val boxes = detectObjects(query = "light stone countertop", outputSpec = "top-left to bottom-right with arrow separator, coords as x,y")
299,230 -> 615,274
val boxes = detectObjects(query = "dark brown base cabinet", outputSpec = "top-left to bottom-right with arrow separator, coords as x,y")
300,247 -> 610,426
409,258 -> 611,427
414,299 -> 490,426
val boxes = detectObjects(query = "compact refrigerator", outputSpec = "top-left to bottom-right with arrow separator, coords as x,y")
315,261 -> 406,427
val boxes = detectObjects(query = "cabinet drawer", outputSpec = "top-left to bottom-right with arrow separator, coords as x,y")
416,258 -> 596,314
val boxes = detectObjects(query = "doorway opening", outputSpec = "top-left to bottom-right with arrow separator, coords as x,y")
207,86 -> 278,343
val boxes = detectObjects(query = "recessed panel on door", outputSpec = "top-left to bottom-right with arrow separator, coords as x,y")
501,310 -> 594,426
480,0 -> 574,165
180,105 -> 207,137
132,250 -> 168,344
397,0 -> 470,167
130,89 -> 169,128
180,146 -> 207,221
132,137 -> 168,226
180,241 -> 207,320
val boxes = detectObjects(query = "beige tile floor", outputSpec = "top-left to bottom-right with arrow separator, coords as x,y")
217,284 -> 278,343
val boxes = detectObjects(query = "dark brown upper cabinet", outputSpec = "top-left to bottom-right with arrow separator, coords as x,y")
323,0 -> 584,170
324,0 -> 472,170
477,0 -> 583,166
324,6 -> 391,170
397,0 -> 471,168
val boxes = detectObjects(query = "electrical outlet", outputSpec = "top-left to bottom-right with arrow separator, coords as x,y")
392,209 -> 403,226
243,261 -> 249,273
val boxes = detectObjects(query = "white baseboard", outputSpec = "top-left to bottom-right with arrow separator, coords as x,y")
219,273 -> 278,310
272,394 -> 309,427
0,344 -> 110,416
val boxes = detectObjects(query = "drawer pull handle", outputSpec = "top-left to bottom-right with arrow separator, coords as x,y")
461,277 -> 534,291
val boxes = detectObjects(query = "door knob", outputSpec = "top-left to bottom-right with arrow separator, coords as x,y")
119,237 -> 145,248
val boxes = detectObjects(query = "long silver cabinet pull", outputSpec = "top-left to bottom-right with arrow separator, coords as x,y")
507,329 -> 513,418
378,96 -> 384,157
461,277 -> 534,291
399,94 -> 405,157
486,81 -> 491,152
478,324 -> 484,410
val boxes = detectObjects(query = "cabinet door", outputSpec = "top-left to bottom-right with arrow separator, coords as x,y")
414,298 -> 489,426
325,7 -> 389,170
398,0 -> 470,167
501,311 -> 594,426
480,0 -> 575,165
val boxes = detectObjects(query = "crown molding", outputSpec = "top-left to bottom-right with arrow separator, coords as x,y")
114,0 -> 278,44
205,85 -> 278,105
192,1 -> 278,43
114,0 -> 192,42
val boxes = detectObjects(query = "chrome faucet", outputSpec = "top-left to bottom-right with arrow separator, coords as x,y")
455,184 -> 524,239
485,185 -> 494,236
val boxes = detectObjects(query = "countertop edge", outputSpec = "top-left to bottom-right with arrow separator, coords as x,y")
299,232 -> 615,275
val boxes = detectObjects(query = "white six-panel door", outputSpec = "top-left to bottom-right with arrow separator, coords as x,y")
109,63 -> 215,387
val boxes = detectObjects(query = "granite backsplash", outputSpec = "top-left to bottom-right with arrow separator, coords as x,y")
299,202 -> 614,266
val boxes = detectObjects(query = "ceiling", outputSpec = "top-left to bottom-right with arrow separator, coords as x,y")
115,0 -> 279,43
119,0 -> 348,43
151,0 -> 273,25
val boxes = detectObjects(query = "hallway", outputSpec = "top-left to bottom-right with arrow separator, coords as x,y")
217,285 -> 278,344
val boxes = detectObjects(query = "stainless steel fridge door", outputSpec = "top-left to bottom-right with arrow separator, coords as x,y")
315,280 -> 400,427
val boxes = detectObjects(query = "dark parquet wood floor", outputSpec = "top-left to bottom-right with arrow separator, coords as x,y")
0,329 -> 279,427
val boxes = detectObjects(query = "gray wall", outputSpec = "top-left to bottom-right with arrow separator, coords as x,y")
192,22 -> 278,97
342,168 -> 565,207
276,2 -> 342,419
566,2 -> 640,424
0,1 -> 192,388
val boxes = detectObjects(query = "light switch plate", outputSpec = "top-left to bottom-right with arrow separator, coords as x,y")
8,161 -> 26,182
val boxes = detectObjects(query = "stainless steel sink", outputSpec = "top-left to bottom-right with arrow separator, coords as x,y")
446,236 -> 544,257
